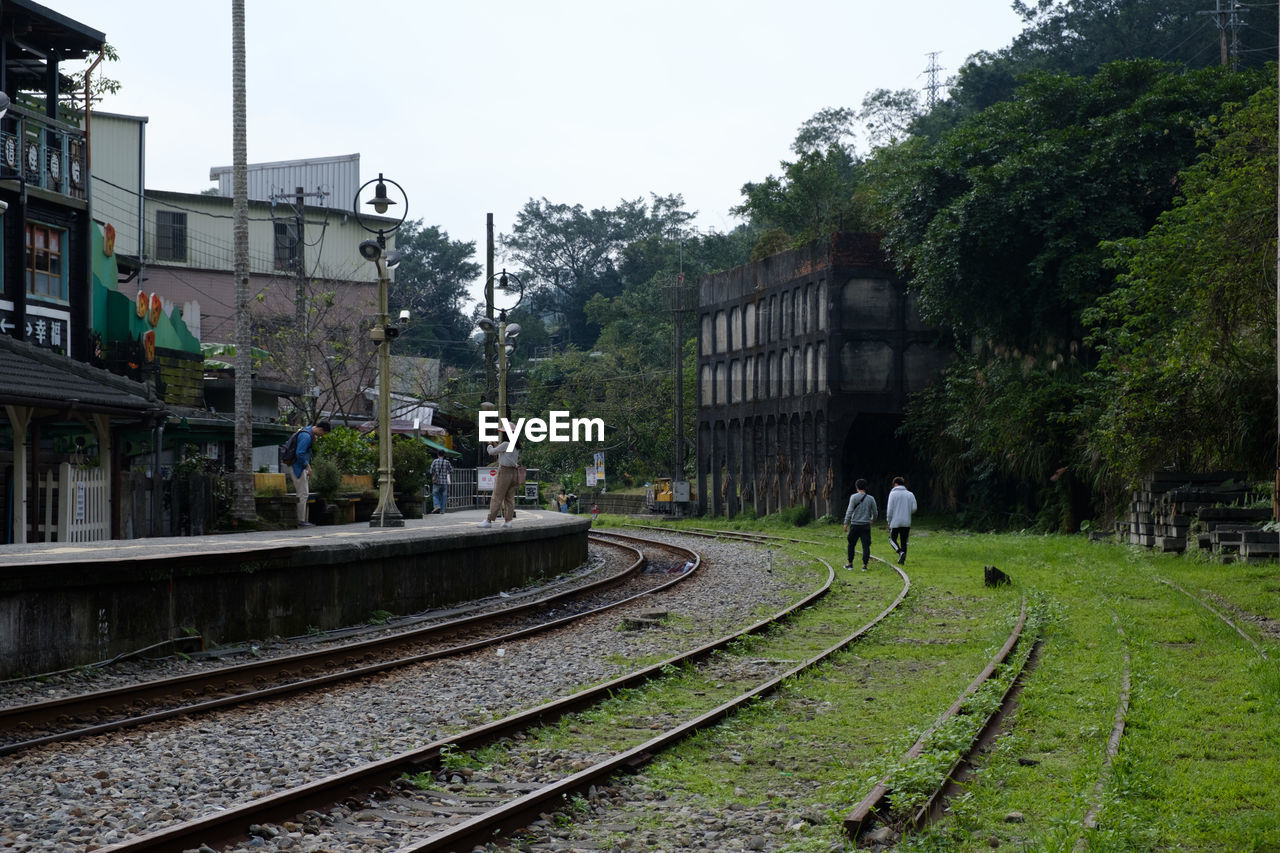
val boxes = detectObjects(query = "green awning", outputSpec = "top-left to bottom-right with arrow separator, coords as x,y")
418,436 -> 461,458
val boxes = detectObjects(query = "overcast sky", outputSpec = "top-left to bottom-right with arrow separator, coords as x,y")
50,0 -> 1027,305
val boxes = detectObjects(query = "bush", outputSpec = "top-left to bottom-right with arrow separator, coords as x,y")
392,437 -> 434,497
772,505 -> 812,527
310,457 -> 342,501
316,425 -> 377,476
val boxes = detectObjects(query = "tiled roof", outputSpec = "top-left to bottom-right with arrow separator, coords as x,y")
0,334 -> 165,416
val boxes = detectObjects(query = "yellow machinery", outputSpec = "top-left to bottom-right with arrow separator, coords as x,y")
645,478 -> 691,514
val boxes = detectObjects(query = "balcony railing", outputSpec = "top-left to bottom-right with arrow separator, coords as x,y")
0,103 -> 88,201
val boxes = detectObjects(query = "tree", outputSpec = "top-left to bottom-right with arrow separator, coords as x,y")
502,195 -> 693,348
734,105 -> 885,260
1083,84 -> 1278,489
509,225 -> 748,488
255,271 -> 379,426
386,220 -> 481,368
870,60 -> 1266,349
871,60 -> 1266,527
943,0 -> 1277,121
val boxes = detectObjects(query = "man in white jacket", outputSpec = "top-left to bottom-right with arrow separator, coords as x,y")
886,476 -> 918,565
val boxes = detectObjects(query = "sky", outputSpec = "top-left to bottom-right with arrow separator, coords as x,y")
48,0 -> 1028,306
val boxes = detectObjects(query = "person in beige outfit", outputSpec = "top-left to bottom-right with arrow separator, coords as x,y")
479,430 -> 520,528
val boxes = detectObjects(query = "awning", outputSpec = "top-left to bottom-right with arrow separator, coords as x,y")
419,436 -> 461,458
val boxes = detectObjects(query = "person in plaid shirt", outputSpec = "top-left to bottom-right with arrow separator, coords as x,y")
429,450 -> 453,514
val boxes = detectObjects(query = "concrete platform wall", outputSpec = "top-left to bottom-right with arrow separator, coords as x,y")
0,517 -> 590,678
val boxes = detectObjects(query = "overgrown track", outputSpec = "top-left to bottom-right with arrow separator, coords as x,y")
845,595 -> 1040,840
0,533 -> 688,757
94,530 -> 908,852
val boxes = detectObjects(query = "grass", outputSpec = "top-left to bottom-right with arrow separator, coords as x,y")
564,514 -> 1280,852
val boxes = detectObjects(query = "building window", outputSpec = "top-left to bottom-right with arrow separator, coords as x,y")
274,221 -> 299,271
26,222 -> 66,300
155,210 -> 187,262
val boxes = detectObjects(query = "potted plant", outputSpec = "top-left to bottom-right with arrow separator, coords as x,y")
309,457 -> 345,523
315,425 -> 377,494
392,436 -> 432,519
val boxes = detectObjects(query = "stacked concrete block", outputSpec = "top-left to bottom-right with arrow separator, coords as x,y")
1123,472 -> 1269,558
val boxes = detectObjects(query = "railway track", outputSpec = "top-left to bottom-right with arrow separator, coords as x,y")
0,533 -> 691,757
90,528 -> 893,852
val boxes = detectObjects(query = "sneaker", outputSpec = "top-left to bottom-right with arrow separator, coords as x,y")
898,554 -> 906,565
478,520 -> 492,528
501,520 -> 512,528
861,564 -> 869,571
844,564 -> 853,571
298,521 -> 315,528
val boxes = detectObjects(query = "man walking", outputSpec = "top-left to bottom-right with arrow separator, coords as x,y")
429,449 -> 453,514
842,478 -> 878,571
886,476 -> 918,565
288,421 -> 330,528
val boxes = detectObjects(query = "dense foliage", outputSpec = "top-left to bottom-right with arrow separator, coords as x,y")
387,220 -> 483,367
1084,85 -> 1278,490
880,62 -> 1272,527
358,0 -> 1279,525
510,222 -> 754,488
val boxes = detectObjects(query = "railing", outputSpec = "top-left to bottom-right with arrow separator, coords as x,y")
445,468 -> 541,510
0,103 -> 88,201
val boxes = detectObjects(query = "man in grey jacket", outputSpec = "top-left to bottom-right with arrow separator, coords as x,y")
842,478 -> 878,571
886,476 -> 918,565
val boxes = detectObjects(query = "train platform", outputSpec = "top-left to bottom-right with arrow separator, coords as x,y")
0,509 -> 592,679
0,507 -> 587,567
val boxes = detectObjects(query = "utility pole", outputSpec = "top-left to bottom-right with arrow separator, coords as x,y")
273,185 -> 327,419
231,0 -> 254,523
669,231 -> 696,512
1199,1 -> 1245,69
485,213 -> 496,405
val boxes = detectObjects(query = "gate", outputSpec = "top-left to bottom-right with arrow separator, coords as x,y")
57,462 -> 111,542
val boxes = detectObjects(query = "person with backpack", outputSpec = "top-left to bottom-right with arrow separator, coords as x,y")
282,421 -> 330,528
842,478 -> 878,571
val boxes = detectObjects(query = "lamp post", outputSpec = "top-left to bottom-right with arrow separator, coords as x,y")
476,270 -> 523,420
354,173 -> 408,528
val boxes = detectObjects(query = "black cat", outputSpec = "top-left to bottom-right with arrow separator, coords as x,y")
984,565 -> 1012,587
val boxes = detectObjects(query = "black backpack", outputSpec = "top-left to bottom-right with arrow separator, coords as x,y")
279,429 -> 303,465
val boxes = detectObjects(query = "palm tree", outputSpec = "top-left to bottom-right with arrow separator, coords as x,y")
231,0 -> 255,522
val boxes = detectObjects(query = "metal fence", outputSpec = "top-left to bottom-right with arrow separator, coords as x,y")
445,468 -> 540,510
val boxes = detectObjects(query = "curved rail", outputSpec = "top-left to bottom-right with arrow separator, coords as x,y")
396,543 -> 907,853
0,534 -> 675,756
96,531 -> 897,852
845,596 -> 1033,839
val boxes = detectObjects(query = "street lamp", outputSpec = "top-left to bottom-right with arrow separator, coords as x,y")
477,270 -> 524,420
354,173 -> 409,528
